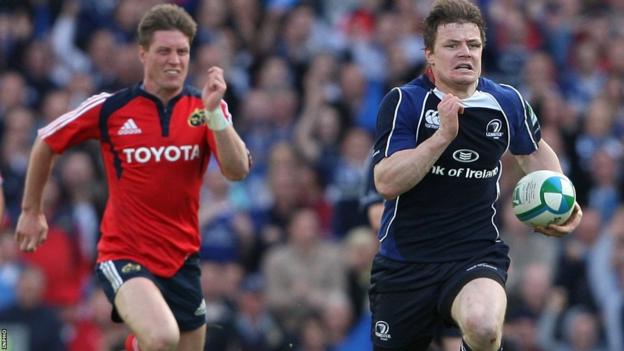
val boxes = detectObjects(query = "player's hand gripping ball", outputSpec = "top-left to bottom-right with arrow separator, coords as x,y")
512,170 -> 576,227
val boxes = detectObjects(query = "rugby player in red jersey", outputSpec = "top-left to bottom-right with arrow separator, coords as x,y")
15,4 -> 249,351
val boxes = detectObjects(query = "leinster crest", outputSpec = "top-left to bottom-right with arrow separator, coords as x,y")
188,108 -> 207,127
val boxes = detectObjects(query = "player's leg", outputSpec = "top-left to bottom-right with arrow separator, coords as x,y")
433,324 -> 461,351
373,337 -> 431,351
97,260 -> 180,351
439,336 -> 462,351
176,324 -> 206,351
450,277 -> 506,351
156,253 -> 206,351
115,277 -> 180,351
436,245 -> 510,351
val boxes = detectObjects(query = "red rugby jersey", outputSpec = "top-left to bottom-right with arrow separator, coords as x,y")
39,85 -> 231,277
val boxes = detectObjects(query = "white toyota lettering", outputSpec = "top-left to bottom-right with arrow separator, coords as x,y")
135,148 -> 150,163
123,145 -> 201,163
151,146 -> 164,161
164,146 -> 181,162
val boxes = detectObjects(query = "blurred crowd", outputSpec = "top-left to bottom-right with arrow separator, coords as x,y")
0,0 -> 623,350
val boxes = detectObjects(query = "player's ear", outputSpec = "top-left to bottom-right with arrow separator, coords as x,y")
425,48 -> 434,66
138,44 -> 147,64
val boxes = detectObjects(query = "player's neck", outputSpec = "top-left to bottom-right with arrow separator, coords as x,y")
434,80 -> 477,99
142,80 -> 182,105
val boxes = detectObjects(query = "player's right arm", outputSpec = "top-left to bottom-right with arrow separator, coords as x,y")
15,92 -> 106,252
374,90 -> 463,199
360,153 -> 384,232
15,138 -> 57,252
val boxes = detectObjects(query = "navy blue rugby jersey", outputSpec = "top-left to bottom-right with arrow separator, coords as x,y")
372,75 -> 541,262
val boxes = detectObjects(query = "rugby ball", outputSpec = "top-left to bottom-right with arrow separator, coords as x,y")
511,170 -> 576,227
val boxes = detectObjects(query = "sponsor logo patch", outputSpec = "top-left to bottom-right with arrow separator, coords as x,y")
452,149 -> 480,163
424,110 -> 440,129
194,299 -> 207,316
486,119 -> 503,139
118,118 -> 142,135
374,321 -> 392,341
188,108 -> 207,127
121,263 -> 142,274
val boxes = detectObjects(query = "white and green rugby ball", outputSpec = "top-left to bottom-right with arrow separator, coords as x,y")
512,170 -> 576,227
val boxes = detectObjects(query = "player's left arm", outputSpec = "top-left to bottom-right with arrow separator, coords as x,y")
506,86 -> 581,237
514,140 -> 582,237
514,139 -> 561,174
202,66 -> 250,181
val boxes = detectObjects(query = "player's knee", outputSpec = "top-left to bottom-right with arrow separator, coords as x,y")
140,329 -> 180,351
462,313 -> 501,350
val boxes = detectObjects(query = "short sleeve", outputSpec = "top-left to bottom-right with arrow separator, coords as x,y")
38,93 -> 109,153
372,88 -> 418,165
506,87 -> 541,155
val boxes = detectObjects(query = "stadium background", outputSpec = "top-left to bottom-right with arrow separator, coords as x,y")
0,0 -> 623,350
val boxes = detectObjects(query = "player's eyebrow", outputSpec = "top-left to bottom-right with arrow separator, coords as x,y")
444,39 -> 481,44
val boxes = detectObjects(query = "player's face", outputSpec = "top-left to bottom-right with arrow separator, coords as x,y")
140,30 -> 190,97
426,22 -> 482,96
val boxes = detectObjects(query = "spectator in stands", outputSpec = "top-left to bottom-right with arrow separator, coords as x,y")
0,231 -> 19,310
0,265 -> 66,351
588,207 -> 624,351
537,291 -> 607,351
552,209 -> 602,311
263,207 -> 346,332
230,273 -> 288,351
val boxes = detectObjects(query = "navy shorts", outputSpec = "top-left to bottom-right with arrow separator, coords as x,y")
369,243 -> 510,350
95,254 -> 206,332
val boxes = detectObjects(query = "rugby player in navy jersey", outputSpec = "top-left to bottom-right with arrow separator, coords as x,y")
369,1 -> 582,350
15,4 -> 249,351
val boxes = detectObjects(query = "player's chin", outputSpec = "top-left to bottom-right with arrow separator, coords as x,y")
451,74 -> 477,86
162,80 -> 184,92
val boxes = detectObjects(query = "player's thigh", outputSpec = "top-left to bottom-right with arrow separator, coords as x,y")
450,277 -> 507,330
437,244 -> 510,326
177,324 -> 206,351
115,277 -> 179,344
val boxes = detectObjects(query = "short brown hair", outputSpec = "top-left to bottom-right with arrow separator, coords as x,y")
423,0 -> 486,51
137,4 -> 197,48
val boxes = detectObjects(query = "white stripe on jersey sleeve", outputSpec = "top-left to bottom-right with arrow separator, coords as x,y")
384,87 -> 403,158
414,91 -> 431,145
500,84 -> 539,150
38,92 -> 111,139
379,195 -> 400,243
